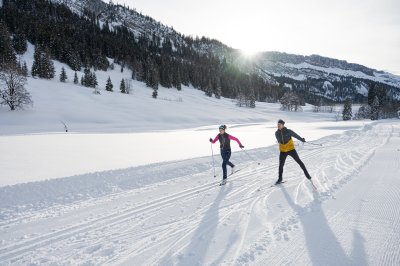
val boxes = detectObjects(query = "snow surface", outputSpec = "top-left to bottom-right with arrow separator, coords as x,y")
0,122 -> 399,265
1,43 -> 400,265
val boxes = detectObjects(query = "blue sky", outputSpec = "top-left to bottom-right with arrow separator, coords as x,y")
117,0 -> 400,74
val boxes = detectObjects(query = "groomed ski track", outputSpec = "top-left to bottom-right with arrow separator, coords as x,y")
0,122 -> 399,265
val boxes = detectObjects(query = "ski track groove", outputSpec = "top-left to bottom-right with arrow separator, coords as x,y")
236,124 -> 391,265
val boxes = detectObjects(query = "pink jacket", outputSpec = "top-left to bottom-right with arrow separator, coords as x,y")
211,134 -> 243,147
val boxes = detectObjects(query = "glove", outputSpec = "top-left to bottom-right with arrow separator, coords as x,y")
239,145 -> 244,149
209,138 -> 213,143
301,138 -> 306,143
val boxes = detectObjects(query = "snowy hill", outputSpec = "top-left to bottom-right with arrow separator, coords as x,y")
253,52 -> 400,101
1,42 -> 332,135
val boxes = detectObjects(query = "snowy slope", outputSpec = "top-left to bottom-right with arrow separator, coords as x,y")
1,43 -> 338,135
0,122 -> 399,265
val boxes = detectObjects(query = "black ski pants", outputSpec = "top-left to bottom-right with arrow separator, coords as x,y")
278,149 -> 311,181
221,149 -> 234,179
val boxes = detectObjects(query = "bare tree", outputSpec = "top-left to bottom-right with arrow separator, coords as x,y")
0,65 -> 32,110
124,79 -> 132,94
280,92 -> 302,112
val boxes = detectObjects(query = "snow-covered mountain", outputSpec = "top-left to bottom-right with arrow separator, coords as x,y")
49,0 -> 400,102
252,52 -> 400,101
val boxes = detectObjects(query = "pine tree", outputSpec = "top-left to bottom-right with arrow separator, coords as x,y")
91,72 -> 98,88
370,96 -> 380,120
12,32 -> 27,55
145,58 -> 159,90
249,90 -> 256,108
74,72 -> 79,84
106,76 -> 113,92
120,78 -> 126,93
152,88 -> 158,99
31,45 -> 55,79
0,22 -> 16,66
31,47 -> 40,77
21,61 -> 28,77
59,67 -> 67,82
66,49 -> 81,71
342,97 -> 352,121
82,68 -> 90,87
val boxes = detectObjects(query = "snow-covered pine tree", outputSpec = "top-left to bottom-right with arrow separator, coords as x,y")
91,72 -> 98,88
236,93 -> 246,107
249,90 -> 256,108
120,78 -> 126,93
370,96 -> 380,120
20,61 -> 28,77
342,97 -> 352,121
106,76 -> 113,92
81,68 -> 90,87
74,72 -> 78,84
60,67 -> 67,82
66,49 -> 81,71
31,45 -> 55,79
354,105 -> 371,120
152,88 -> 158,99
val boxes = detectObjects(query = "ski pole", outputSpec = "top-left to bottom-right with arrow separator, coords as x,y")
241,148 -> 260,165
305,142 -> 323,147
211,143 -> 217,177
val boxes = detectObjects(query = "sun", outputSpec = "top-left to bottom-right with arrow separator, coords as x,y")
240,47 -> 260,58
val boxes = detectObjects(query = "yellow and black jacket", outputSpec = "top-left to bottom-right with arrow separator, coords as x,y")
275,127 -> 303,152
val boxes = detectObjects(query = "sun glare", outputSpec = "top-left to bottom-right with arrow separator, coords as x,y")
240,48 -> 260,58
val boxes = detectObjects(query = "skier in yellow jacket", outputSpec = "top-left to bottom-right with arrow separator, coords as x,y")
275,119 -> 311,185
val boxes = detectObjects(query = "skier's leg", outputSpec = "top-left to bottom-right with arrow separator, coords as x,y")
226,150 -> 234,168
221,149 -> 228,179
289,150 -> 311,179
278,152 -> 288,182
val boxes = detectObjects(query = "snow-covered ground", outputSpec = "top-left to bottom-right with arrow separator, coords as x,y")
0,121 -> 399,265
1,44 -> 400,265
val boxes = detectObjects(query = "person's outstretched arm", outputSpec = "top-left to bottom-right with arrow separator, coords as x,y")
288,129 -> 305,142
229,135 -> 244,148
210,135 -> 219,144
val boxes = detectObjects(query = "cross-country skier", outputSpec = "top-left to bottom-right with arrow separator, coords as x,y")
210,125 -> 244,184
275,119 -> 312,185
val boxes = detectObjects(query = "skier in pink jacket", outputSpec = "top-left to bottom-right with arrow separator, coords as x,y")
209,125 -> 244,183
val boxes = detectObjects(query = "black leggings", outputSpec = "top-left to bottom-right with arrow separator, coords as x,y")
221,149 -> 234,179
279,149 -> 311,181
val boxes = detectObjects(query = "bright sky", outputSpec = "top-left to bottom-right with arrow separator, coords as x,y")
117,0 -> 400,74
